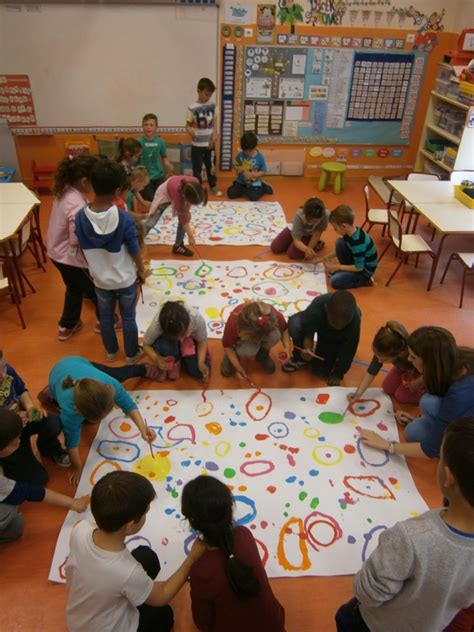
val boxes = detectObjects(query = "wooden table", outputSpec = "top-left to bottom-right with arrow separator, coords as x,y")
0,182 -> 46,262
0,202 -> 37,240
388,180 -> 474,290
0,183 -> 40,205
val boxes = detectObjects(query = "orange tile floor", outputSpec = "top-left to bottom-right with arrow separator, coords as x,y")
1,177 -> 472,631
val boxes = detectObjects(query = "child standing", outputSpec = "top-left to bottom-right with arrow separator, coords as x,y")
47,154 -> 101,341
143,301 -> 210,382
320,205 -> 378,289
220,301 -> 291,378
75,159 -> 147,363
138,113 -> 174,201
115,137 -> 142,174
144,175 -> 207,256
0,349 -> 70,481
182,475 -> 285,632
186,77 -> 222,196
0,410 -> 88,544
282,291 -> 361,386
348,321 -> 424,406
227,132 -> 273,201
66,471 -> 205,632
336,416 -> 474,632
271,197 -> 328,259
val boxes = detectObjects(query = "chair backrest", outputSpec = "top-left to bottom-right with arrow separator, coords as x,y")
406,172 -> 440,182
363,184 -> 370,217
388,209 -> 402,249
450,171 -> 474,185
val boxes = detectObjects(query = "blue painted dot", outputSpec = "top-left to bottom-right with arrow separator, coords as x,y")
318,436 -> 326,442
165,508 -> 175,515
284,411 -> 296,420
300,396 -> 307,401
166,476 -> 172,482
230,404 -> 236,409
298,480 -> 304,486
347,535 -> 356,544
181,460 -> 191,467
309,469 -> 319,477
286,475 -> 297,483
230,421 -> 237,426
195,460 -> 202,466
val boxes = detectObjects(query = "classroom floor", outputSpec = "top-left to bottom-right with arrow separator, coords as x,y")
1,177 -> 473,631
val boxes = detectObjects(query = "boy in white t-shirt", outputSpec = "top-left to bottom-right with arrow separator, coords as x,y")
65,471 -> 205,632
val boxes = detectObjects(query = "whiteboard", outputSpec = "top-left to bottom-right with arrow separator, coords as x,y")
0,4 -> 218,127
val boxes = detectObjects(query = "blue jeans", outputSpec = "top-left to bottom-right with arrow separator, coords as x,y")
95,283 -> 139,357
153,337 -> 210,379
330,239 -> 370,290
175,222 -> 185,245
335,598 -> 370,632
404,394 -> 442,444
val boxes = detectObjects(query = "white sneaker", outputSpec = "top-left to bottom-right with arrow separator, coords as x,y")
211,187 -> 223,197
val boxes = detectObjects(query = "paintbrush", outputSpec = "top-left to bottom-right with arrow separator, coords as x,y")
293,345 -> 325,361
144,418 -> 155,459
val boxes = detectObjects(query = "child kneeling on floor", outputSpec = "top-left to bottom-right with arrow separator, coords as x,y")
66,471 -> 205,632
336,416 -> 474,632
227,132 -> 273,201
271,196 -> 328,260
143,301 -> 210,382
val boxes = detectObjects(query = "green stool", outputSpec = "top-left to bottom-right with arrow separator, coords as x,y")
318,161 -> 347,194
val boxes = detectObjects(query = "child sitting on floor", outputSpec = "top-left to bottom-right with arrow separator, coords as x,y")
227,132 -> 273,201
282,291 -> 361,386
319,205 -> 377,289
0,410 -> 88,544
143,301 -> 210,382
182,475 -> 285,632
144,175 -> 207,257
336,416 -> 474,632
66,471 -> 205,632
348,321 -> 424,406
271,197 -> 328,260
115,137 -> 142,174
220,300 -> 291,379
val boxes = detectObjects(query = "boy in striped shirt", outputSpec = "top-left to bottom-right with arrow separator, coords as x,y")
318,205 -> 378,289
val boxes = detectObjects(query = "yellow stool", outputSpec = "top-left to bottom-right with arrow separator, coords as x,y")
318,161 -> 347,194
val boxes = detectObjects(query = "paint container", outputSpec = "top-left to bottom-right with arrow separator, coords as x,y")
278,351 -> 288,363
165,356 -> 175,371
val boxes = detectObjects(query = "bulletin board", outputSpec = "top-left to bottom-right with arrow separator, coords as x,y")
240,44 -> 426,145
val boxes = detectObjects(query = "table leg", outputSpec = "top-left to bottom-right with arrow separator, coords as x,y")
427,233 -> 449,291
318,170 -> 328,192
32,204 -> 47,263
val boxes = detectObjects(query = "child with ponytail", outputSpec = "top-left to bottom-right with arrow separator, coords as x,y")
348,321 -> 425,406
114,137 -> 142,174
181,475 -> 285,632
47,154 -> 101,341
221,300 -> 291,379
143,175 -> 207,256
45,357 -> 157,486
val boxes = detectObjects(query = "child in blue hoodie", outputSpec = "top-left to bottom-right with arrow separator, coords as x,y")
75,160 -> 147,364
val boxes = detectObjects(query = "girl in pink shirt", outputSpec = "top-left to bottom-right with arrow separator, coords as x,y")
144,175 -> 207,256
46,155 -> 100,341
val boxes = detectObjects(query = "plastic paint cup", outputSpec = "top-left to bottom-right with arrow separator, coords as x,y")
278,352 -> 288,363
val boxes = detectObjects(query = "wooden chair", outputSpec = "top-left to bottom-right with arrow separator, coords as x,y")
440,252 -> 474,308
361,184 -> 389,235
0,259 -> 26,328
7,214 -> 45,298
31,160 -> 55,194
378,210 -> 436,288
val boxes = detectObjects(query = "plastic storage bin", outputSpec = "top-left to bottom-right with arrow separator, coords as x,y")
424,138 -> 451,159
0,167 -> 15,182
442,147 -> 457,169
435,78 -> 450,95
439,110 -> 465,137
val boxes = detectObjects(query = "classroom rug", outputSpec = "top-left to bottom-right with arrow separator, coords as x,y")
49,388 -> 428,582
144,201 -> 287,246
136,259 -> 327,338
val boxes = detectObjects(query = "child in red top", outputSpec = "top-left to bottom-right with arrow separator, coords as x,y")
144,175 -> 207,256
221,300 -> 290,378
182,475 -> 285,632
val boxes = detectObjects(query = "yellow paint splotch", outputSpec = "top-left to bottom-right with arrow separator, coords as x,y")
133,454 -> 171,482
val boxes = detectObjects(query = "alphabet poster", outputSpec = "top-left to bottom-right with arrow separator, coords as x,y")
50,388 -> 428,582
136,259 -> 327,338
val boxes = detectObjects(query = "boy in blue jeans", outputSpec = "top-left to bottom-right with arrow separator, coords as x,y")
336,416 -> 474,632
227,131 -> 273,201
66,471 -> 205,632
318,205 -> 377,289
75,160 -> 147,364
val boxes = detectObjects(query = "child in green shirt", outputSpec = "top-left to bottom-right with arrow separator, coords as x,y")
138,113 -> 173,201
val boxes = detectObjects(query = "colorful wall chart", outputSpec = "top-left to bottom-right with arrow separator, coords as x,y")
49,388 -> 428,583
145,201 -> 287,247
136,259 -> 327,338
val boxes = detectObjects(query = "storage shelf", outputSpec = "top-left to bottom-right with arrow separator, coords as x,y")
419,149 -> 453,172
426,124 -> 461,145
431,91 -> 469,110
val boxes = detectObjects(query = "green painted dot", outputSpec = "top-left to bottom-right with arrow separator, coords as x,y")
285,502 -> 291,508
283,512 -> 288,517
165,291 -> 171,295
318,412 -> 344,424
341,503 -> 347,510
171,489 -> 179,499
298,491 -> 308,501
198,291 -> 206,295
239,442 -> 246,447
224,468 -> 236,479
367,517 -> 373,523
310,497 -> 319,509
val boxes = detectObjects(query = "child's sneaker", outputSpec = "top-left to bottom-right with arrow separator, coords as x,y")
211,187 -> 223,197
58,320 -> 83,341
144,363 -> 167,382
53,451 -> 72,468
126,348 -> 144,365
256,349 -> 276,374
282,359 -> 309,373
106,351 -> 118,362
167,360 -> 181,381
364,276 -> 375,286
172,243 -> 194,257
